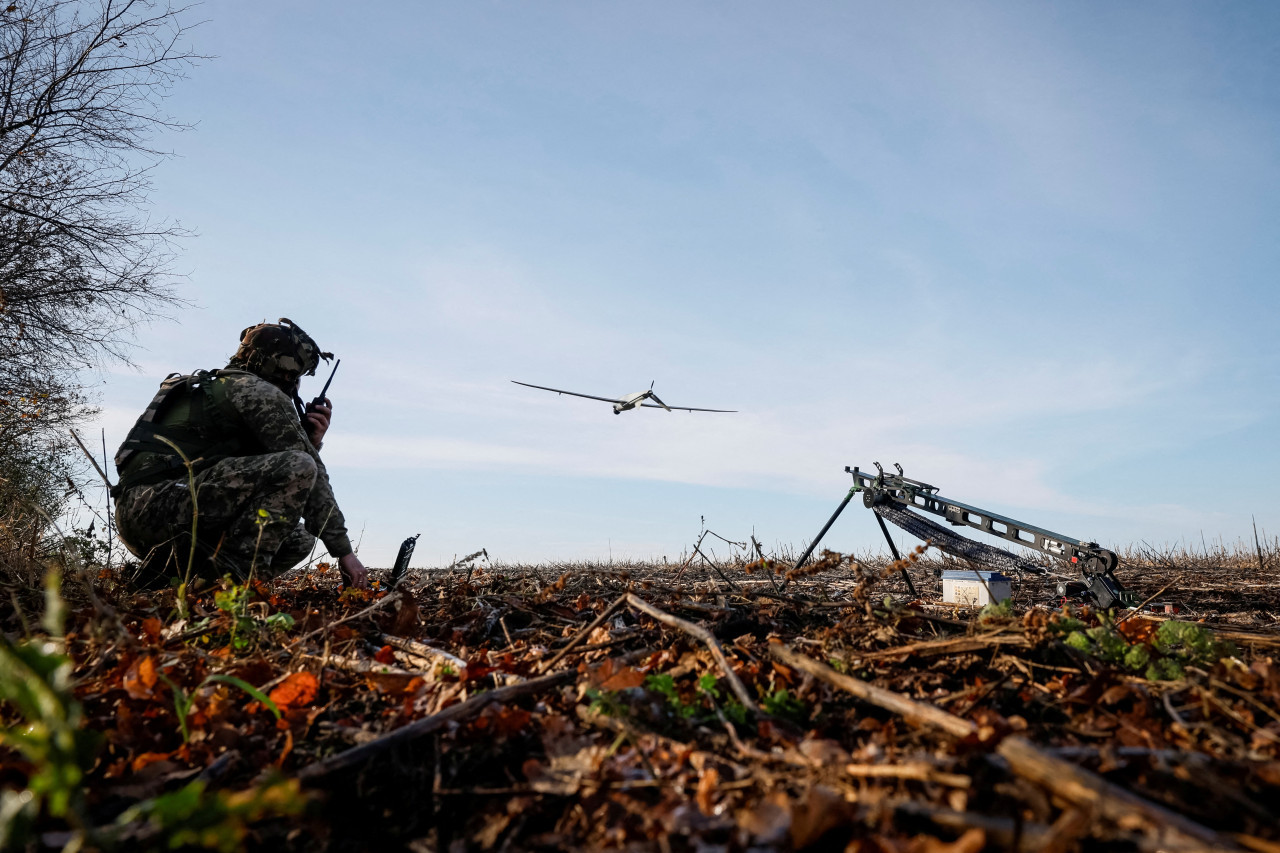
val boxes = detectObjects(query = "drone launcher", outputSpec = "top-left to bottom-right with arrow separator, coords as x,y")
793,464 -> 1134,609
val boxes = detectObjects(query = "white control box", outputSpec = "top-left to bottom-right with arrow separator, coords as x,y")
941,570 -> 1012,606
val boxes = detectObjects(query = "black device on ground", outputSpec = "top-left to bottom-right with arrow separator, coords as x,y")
791,463 -> 1135,609
390,533 -> 420,588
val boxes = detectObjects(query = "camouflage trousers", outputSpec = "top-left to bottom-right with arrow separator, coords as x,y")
116,450 -> 325,584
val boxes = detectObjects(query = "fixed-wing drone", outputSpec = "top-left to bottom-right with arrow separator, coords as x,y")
511,380 -> 736,415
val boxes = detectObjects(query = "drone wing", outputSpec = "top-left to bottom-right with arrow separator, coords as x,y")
511,381 -> 624,404
638,402 -> 737,412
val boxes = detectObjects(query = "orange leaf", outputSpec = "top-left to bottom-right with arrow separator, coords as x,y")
695,766 -> 720,816
140,618 -> 163,643
269,671 -> 320,711
363,671 -> 418,693
601,667 -> 646,691
374,645 -> 395,664
123,655 -> 158,700
131,750 -> 173,772
1116,618 -> 1158,644
491,706 -> 532,737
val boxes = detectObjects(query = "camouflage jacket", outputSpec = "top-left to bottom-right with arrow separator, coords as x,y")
214,371 -> 353,558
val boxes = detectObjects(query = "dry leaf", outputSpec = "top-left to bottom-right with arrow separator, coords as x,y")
140,617 -> 163,643
123,655 -> 158,700
269,671 -> 320,711
600,667 -> 645,691
130,750 -> 173,772
695,765 -> 720,816
363,671 -> 418,694
798,737 -> 851,766
738,791 -> 791,845
390,597 -> 420,635
789,785 -> 853,849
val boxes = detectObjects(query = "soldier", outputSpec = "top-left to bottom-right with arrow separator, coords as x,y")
112,319 -> 369,589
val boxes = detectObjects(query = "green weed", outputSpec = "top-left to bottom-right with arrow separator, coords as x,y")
1064,619 -> 1233,681
645,673 -> 698,718
978,598 -> 1014,624
114,776 -> 307,853
0,569 -> 99,846
762,688 -> 806,719
161,674 -> 281,743
585,687 -> 625,717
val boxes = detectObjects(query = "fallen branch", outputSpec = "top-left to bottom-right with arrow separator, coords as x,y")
692,543 -> 739,592
378,633 -> 468,672
844,762 -> 970,788
1116,574 -> 1184,626
1210,629 -> 1280,649
284,591 -> 401,652
304,653 -> 418,677
771,644 -> 1241,852
671,528 -> 710,585
856,631 -> 1027,660
624,593 -> 758,712
540,594 -> 626,673
298,667 -> 578,783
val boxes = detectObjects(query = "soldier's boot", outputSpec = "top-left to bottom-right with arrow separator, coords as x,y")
271,523 -> 318,575
126,542 -> 182,590
125,535 -> 234,590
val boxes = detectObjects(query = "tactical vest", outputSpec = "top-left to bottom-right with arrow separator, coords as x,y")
112,369 -> 257,497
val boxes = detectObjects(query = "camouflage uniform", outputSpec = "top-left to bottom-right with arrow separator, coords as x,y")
113,327 -> 352,585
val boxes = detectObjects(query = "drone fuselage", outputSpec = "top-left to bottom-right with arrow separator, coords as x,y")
612,391 -> 649,414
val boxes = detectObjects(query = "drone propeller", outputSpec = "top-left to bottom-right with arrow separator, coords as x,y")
646,390 -> 673,412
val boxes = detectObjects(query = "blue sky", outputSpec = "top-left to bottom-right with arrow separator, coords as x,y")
93,1 -> 1280,566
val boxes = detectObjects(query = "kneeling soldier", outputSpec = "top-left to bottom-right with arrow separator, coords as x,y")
112,319 -> 368,589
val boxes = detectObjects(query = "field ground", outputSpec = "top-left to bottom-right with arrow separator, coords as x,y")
2,542 -> 1279,851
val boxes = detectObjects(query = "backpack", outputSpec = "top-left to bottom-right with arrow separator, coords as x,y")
112,369 -> 255,496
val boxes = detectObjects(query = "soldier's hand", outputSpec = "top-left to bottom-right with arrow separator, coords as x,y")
338,552 -> 369,589
305,398 -> 331,449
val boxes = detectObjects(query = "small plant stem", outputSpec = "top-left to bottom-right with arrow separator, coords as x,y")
693,543 -> 739,592
751,535 -> 780,593
69,428 -> 114,490
249,517 -> 267,584
1252,515 -> 1267,573
154,437 -> 199,618
102,428 -> 114,572
9,591 -> 31,637
279,591 -> 402,654
1115,574 -> 1182,626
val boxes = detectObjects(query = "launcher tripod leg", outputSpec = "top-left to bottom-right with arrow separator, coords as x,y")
875,513 -> 919,598
784,487 -> 856,590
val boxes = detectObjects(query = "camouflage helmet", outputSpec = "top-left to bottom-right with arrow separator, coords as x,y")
229,318 -> 332,383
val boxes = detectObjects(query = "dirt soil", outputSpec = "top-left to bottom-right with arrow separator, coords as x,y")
3,545 -> 1279,851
